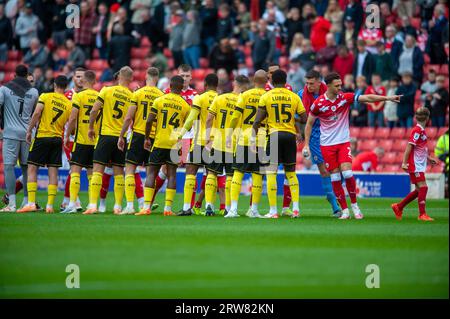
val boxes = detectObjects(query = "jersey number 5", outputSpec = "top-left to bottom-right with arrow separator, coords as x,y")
112,100 -> 125,119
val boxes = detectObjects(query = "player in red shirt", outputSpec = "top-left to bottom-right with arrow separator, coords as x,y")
153,64 -> 200,209
303,72 -> 401,219
352,148 -> 384,172
61,67 -> 85,211
365,74 -> 386,127
391,107 -> 438,221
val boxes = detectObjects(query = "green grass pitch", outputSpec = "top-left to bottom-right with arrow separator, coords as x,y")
0,191 -> 448,298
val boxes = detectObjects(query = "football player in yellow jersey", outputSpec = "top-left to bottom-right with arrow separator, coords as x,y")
204,75 -> 250,217
58,70 -> 99,214
176,73 -> 218,216
226,70 -> 268,218
117,67 -> 163,215
139,75 -> 190,216
83,66 -> 134,215
18,75 -> 72,213
252,69 -> 307,219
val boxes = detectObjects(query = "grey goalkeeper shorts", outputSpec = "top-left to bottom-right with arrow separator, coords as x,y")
2,138 -> 30,165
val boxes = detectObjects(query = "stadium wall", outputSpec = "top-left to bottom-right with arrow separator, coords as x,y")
15,168 -> 446,199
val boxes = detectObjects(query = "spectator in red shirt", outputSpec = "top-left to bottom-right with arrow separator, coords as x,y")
358,27 -> 382,54
365,73 -> 386,127
352,147 -> 385,172
332,45 -> 354,80
307,13 -> 331,51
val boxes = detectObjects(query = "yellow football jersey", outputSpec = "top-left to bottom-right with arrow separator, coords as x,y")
131,86 -> 164,138
36,92 -> 71,138
233,88 -> 268,147
71,88 -> 100,146
208,92 -> 238,152
191,90 -> 218,146
97,85 -> 133,137
258,87 -> 305,135
150,93 -> 190,149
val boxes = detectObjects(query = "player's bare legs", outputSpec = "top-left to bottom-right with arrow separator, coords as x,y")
392,181 -> 433,221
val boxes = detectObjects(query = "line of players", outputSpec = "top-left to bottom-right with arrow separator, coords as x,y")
5,62 -> 434,220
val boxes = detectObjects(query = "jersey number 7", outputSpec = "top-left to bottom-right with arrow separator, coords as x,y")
51,107 -> 64,124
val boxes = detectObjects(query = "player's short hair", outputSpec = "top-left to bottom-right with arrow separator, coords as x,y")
119,66 -> 133,80
84,70 -> 96,83
15,64 -> 28,78
305,69 -> 321,80
429,69 -> 436,74
74,67 -> 86,73
235,74 -> 250,86
54,75 -> 69,89
170,75 -> 184,91
415,107 -> 430,122
205,73 -> 218,88
147,67 -> 159,78
178,64 -> 192,73
271,69 -> 287,86
324,72 -> 341,85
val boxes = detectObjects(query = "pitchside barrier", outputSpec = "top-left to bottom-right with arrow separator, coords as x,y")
14,168 -> 446,199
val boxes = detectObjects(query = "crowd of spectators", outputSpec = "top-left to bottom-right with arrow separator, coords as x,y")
0,0 -> 449,128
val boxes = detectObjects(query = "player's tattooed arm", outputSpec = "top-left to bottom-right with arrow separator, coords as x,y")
118,104 -> 137,151
64,107 -> 79,147
26,102 -> 44,144
401,143 -> 413,171
88,100 -> 102,141
302,114 -> 316,159
144,112 -> 157,151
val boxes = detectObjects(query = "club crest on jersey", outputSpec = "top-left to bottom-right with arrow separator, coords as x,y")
413,133 -> 420,141
331,105 -> 337,112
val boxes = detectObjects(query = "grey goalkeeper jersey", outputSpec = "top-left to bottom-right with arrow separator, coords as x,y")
0,85 -> 39,141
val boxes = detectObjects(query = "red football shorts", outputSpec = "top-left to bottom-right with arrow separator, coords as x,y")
320,142 -> 352,172
409,172 -> 426,184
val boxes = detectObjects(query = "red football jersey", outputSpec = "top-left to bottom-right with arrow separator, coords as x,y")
64,88 -> 76,101
164,87 -> 198,105
365,85 -> 386,112
265,82 -> 293,91
310,92 -> 360,146
352,151 -> 378,172
408,124 -> 428,173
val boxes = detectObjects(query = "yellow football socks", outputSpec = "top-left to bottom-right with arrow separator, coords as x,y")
114,174 -> 125,207
225,176 -> 232,210
205,174 -> 217,208
89,172 -> 102,206
28,182 -> 37,204
183,174 -> 196,210
267,173 -> 278,210
144,186 -> 155,209
286,171 -> 300,211
47,184 -> 57,206
165,188 -> 176,212
69,172 -> 80,204
251,173 -> 263,207
125,174 -> 135,204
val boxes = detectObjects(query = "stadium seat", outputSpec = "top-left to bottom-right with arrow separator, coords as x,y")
245,56 -> 253,68
92,49 -> 100,59
168,58 -> 174,69
405,128 -> 413,138
3,61 -> 18,72
384,164 -> 400,173
194,80 -> 203,91
129,81 -> 141,91
428,139 -> 437,152
424,53 -> 430,64
7,50 -> 21,61
133,71 -> 146,81
414,90 -> 421,102
163,48 -> 172,58
375,127 -> 390,139
130,59 -> 143,70
439,64 -> 449,76
192,69 -> 207,80
349,127 -> 360,138
2,72 -> 14,82
131,48 -> 148,59
359,127 -> 375,139
94,70 -> 102,81
86,59 -> 108,70
378,139 -> 393,152
424,64 -> 441,74
391,140 -> 409,152
431,164 -> 444,173
359,139 -> 378,151
199,58 -> 209,69
56,48 -> 69,60
410,17 -> 421,29
390,127 -> 405,139
93,82 -> 103,91
381,152 -> 397,164
141,37 -> 151,48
